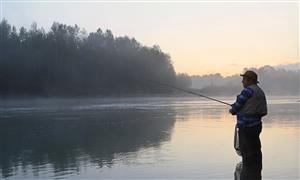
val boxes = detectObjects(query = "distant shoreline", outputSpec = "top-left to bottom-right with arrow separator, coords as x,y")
0,93 -> 298,100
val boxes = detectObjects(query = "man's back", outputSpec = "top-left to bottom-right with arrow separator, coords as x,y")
239,84 -> 267,117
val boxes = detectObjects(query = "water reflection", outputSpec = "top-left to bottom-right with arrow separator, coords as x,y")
263,103 -> 299,126
0,107 -> 176,178
0,97 -> 298,179
234,161 -> 262,180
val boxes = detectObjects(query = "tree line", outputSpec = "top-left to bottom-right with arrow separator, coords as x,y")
192,66 -> 299,96
0,20 -> 191,96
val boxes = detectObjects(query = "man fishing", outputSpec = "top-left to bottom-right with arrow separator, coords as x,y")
230,70 -> 267,179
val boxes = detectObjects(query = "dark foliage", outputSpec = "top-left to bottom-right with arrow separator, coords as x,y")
0,20 -> 191,96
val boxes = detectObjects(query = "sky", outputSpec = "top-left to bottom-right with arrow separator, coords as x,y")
1,1 -> 299,76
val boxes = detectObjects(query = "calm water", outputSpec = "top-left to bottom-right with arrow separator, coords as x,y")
0,96 -> 299,179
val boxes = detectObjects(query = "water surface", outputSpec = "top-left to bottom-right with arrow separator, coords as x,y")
0,96 -> 299,179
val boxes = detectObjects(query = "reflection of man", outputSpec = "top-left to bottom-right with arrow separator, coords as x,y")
234,161 -> 262,180
229,70 -> 267,179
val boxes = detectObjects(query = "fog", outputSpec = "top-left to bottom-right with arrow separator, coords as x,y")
1,19 -> 298,97
192,66 -> 300,96
0,20 -> 191,97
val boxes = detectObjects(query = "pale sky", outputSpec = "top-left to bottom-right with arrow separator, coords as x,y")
1,1 -> 299,76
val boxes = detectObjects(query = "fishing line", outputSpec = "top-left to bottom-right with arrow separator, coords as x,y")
147,79 -> 232,106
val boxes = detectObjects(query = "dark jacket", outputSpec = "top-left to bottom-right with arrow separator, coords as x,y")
231,84 -> 267,128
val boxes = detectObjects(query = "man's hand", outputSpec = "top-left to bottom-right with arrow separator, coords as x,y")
229,109 -> 236,115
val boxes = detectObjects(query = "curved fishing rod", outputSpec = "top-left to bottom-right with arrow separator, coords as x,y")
147,79 -> 232,106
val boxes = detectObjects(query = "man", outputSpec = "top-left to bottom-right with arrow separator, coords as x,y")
230,70 -> 267,179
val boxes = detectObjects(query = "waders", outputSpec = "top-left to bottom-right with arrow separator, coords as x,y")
234,125 -> 241,156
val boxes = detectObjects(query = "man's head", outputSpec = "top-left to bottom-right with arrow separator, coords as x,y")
240,70 -> 259,88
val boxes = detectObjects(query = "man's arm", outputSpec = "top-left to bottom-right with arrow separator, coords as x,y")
230,87 -> 254,115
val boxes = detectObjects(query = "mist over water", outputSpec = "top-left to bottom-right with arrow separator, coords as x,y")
0,96 -> 299,179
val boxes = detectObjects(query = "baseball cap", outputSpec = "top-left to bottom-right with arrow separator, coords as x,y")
240,70 -> 259,83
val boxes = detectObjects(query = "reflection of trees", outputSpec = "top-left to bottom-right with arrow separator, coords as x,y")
263,103 -> 299,126
175,105 -> 227,121
0,108 -> 176,178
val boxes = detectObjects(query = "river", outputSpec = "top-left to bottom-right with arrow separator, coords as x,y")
0,96 -> 299,179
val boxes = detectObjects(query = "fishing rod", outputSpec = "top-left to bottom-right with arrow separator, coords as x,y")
147,79 -> 232,106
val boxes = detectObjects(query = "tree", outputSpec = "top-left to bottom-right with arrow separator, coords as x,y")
0,20 -> 181,96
